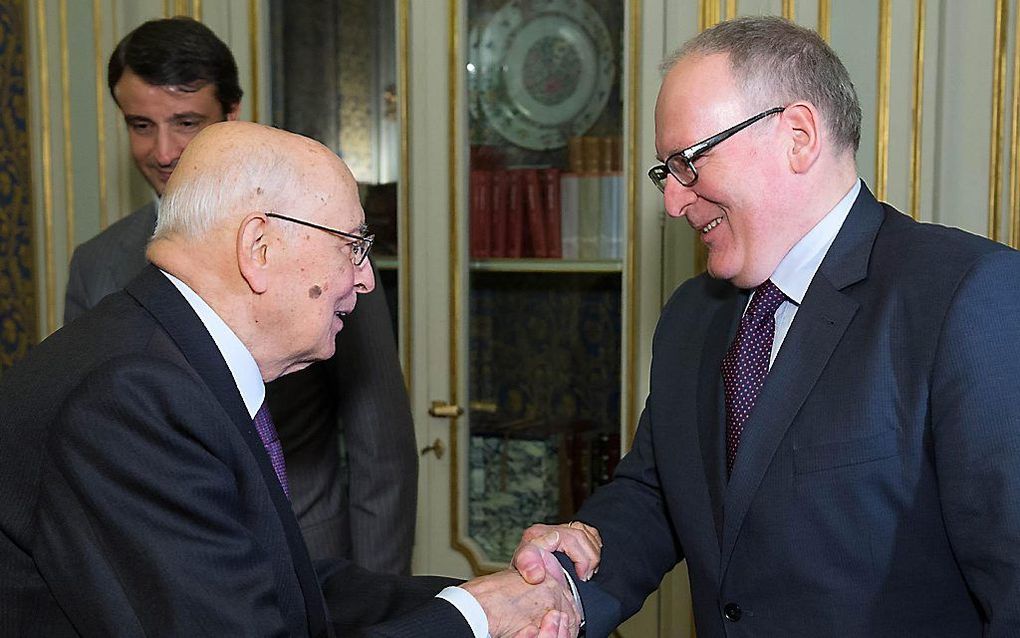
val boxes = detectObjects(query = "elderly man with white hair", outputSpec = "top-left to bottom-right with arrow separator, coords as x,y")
0,121 -> 580,638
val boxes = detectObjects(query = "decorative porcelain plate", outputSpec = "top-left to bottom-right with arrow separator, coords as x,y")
471,0 -> 616,150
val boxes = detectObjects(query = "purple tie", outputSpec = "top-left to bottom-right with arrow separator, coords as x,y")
253,402 -> 290,499
721,279 -> 787,476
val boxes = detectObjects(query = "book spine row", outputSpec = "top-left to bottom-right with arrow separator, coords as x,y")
469,168 -> 623,260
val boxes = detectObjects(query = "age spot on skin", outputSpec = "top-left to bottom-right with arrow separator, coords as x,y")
309,285 -> 322,299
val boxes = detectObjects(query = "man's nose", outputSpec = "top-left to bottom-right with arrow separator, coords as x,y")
354,259 -> 376,294
663,176 -> 697,218
153,130 -> 181,167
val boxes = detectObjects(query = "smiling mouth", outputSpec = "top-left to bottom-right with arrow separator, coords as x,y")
700,217 -> 723,234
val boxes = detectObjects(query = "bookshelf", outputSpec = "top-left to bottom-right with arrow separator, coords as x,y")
461,0 -> 627,565
469,258 -> 622,273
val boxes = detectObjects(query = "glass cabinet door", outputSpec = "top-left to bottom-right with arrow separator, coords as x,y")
270,0 -> 403,340
458,0 -> 628,567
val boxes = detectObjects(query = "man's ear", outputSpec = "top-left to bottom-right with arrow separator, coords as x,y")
225,100 -> 241,122
783,101 -> 822,174
237,212 -> 270,294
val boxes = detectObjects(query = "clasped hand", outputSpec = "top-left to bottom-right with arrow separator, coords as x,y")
461,521 -> 602,638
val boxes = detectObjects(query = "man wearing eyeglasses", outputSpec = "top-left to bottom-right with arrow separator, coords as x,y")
515,15 -> 1020,637
0,121 -> 580,637
63,17 -> 419,579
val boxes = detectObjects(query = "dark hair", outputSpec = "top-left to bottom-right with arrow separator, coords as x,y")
108,16 -> 242,115
666,16 -> 861,155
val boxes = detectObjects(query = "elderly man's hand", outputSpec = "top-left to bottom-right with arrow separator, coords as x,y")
512,522 -> 602,585
461,541 -> 581,638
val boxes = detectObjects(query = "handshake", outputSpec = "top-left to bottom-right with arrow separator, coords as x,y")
459,522 -> 602,638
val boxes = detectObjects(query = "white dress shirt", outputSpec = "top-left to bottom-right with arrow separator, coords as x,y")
757,178 -> 860,367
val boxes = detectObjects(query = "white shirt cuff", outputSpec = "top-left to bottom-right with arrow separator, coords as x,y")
436,586 -> 490,638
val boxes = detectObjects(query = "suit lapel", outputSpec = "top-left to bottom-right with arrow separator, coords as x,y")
697,288 -> 746,544
719,184 -> 885,576
124,265 -> 329,637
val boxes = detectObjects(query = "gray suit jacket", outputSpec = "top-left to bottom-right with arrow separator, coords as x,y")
64,203 -> 417,574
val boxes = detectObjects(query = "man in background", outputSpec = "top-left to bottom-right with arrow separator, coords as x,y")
64,16 -> 417,574
517,15 -> 1020,637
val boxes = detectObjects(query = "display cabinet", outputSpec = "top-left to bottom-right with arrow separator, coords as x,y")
459,0 -> 627,565
403,1 -> 698,633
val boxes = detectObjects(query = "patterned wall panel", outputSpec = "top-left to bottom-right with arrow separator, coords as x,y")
0,0 -> 36,371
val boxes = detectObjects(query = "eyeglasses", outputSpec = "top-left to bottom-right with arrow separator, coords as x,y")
266,212 -> 374,267
647,106 -> 785,192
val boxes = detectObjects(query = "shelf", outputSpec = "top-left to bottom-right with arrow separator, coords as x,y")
469,258 -> 623,273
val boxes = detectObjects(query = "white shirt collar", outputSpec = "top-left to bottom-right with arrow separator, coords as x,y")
160,270 -> 265,419
771,178 -> 861,303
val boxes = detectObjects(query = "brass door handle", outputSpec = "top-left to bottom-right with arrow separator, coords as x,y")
429,400 -> 463,418
468,400 -> 498,413
420,438 -> 445,459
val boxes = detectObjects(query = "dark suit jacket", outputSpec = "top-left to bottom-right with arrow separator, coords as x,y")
64,203 -> 418,573
572,185 -> 1020,637
0,266 -> 466,637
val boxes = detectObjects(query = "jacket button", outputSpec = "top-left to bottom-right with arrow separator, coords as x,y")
723,602 -> 742,622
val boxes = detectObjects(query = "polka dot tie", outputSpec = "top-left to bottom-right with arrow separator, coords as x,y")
721,279 -> 787,477
254,402 -> 290,499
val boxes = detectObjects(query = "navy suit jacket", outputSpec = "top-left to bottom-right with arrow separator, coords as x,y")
0,266 -> 465,637
64,202 -> 418,574
573,185 -> 1020,637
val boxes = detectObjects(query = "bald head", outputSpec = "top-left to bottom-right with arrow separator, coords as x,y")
155,121 -> 358,241
147,121 -> 375,380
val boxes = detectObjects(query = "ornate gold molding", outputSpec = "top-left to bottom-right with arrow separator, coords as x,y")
699,0 -> 720,31
1010,1 -> 1020,248
909,0 -> 925,221
92,0 -> 108,229
782,0 -> 795,21
817,0 -> 829,41
34,0 -> 56,334
60,0 -> 74,264
446,0 -> 485,576
398,0 -> 412,387
990,0 -> 1008,242
248,0 -> 259,123
625,0 -> 641,443
874,0 -> 891,201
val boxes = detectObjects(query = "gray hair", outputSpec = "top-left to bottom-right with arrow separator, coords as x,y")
154,141 -> 300,239
663,15 -> 861,155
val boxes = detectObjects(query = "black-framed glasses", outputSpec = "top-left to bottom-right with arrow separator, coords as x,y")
266,211 -> 374,267
647,106 -> 785,192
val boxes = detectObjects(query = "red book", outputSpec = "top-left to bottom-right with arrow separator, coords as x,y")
469,170 -> 491,258
541,168 -> 562,258
490,171 -> 510,258
523,169 -> 548,258
506,170 -> 525,258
